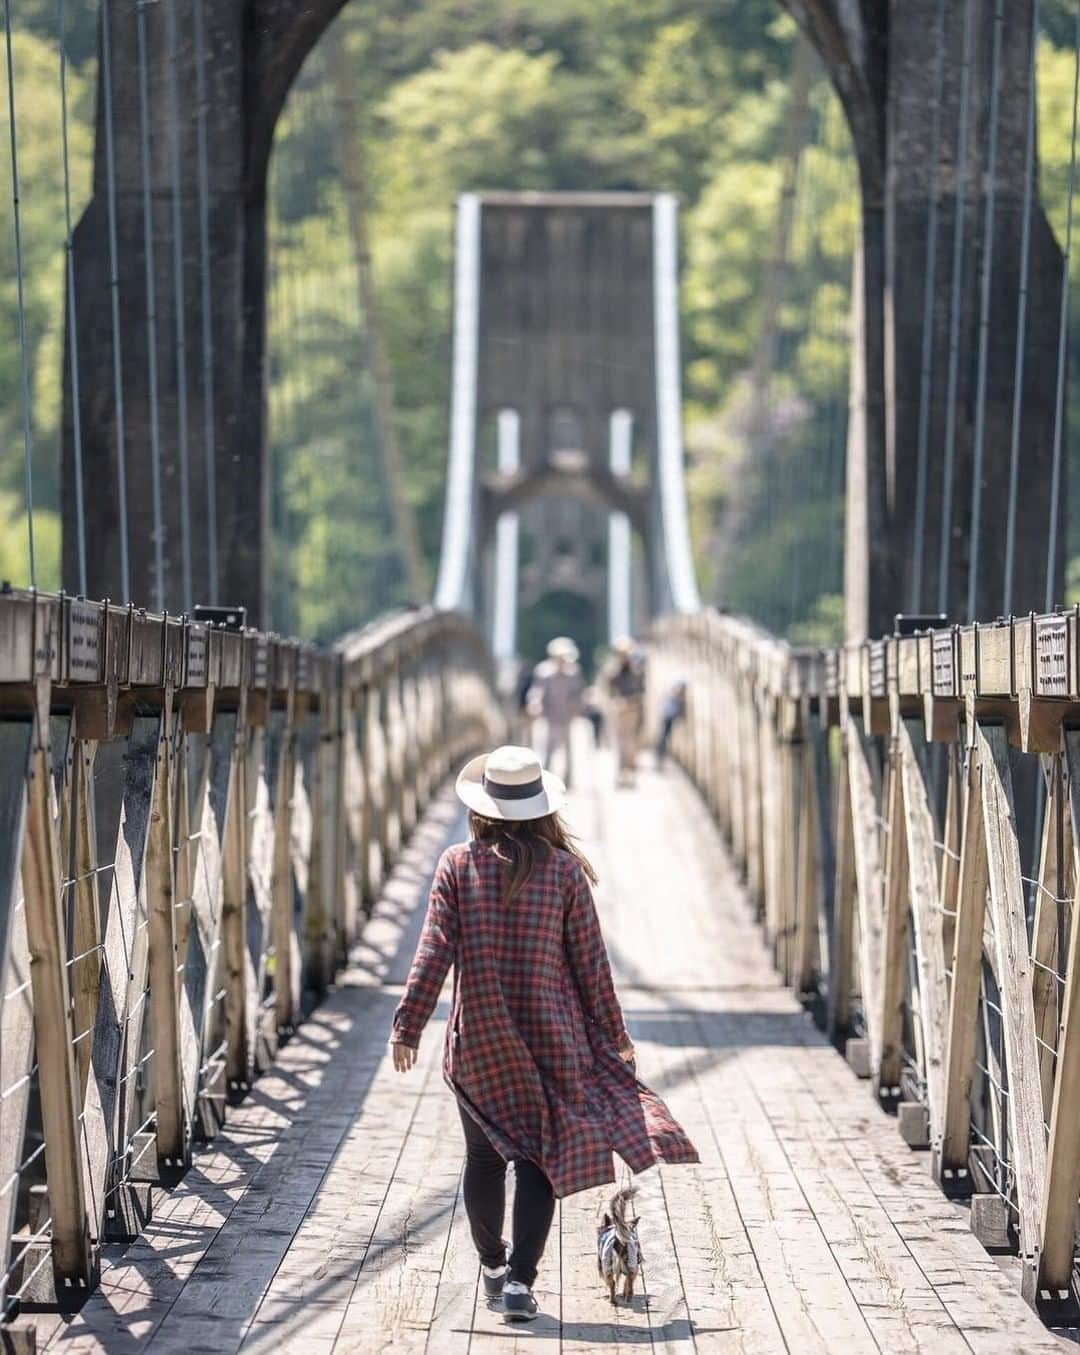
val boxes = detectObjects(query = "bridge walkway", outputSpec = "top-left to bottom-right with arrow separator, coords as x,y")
42,744 -> 1064,1353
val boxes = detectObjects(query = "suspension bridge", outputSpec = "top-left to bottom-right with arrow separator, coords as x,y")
0,0 -> 1078,1350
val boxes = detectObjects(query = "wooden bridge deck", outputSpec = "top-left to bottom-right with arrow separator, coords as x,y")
42,745 -> 1065,1354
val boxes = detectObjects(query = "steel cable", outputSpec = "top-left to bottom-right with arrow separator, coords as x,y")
194,0 -> 219,604
4,0 -> 36,585
1004,0 -> 1041,616
910,0 -> 948,612
937,0 -> 976,616
1045,6 -> 1079,612
967,0 -> 1005,622
166,0 -> 192,613
59,0 -> 86,595
101,0 -> 131,601
136,0 -> 166,611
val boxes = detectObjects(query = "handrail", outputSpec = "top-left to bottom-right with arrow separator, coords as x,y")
653,605 -> 1080,1314
0,588 -> 503,1315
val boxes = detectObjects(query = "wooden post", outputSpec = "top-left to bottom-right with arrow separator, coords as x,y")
329,662 -> 351,961
794,732 -> 820,994
877,736 -> 909,1101
847,716 -> 885,1073
0,718 -> 40,1297
938,744 -> 962,967
377,674 -> 397,867
1037,729 -> 1080,1295
222,703 -> 250,1090
357,683 -> 376,912
147,697 -> 187,1172
827,736 -> 856,1039
1030,753 -> 1069,1118
271,693 -> 300,1033
976,721 -> 1046,1302
936,739 -> 988,1188
897,718 -> 949,1149
70,738 -> 102,1097
21,686 -> 93,1291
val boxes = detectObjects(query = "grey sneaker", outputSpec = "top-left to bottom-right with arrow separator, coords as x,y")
482,1264 -> 507,1298
503,1280 -> 538,1321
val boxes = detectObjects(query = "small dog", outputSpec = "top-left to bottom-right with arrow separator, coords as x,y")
596,1186 -> 643,1304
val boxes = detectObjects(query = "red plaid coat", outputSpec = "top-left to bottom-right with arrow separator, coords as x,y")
392,840 -> 698,1197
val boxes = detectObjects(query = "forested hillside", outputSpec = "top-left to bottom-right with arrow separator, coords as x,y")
0,2 -> 1074,645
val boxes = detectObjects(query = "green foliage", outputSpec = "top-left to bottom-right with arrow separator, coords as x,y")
0,0 -> 1074,642
0,24 -> 92,582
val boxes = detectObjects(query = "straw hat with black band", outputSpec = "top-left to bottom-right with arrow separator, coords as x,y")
456,746 -> 566,822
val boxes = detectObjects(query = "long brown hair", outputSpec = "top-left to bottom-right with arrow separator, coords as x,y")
468,810 -> 598,904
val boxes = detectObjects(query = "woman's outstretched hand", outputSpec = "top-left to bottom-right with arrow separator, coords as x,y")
617,1037 -> 636,1065
391,1041 -> 418,1073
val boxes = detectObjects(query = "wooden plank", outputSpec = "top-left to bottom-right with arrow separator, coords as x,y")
975,721 -> 1046,1300
1038,727 -> 1080,1294
877,743 -> 909,1097
425,1166 -> 479,1353
846,716 -> 885,1071
937,740 -> 989,1184
827,739 -> 856,1038
147,705 -> 186,1171
21,695 -> 92,1287
69,740 -> 102,1098
897,718 -> 948,1148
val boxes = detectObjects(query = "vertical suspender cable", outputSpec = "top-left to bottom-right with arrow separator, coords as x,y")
59,0 -> 86,595
1045,9 -> 1079,612
166,0 -> 191,613
4,0 -> 36,586
909,0 -> 947,612
136,0 -> 166,611
193,0 -> 218,604
966,0 -> 1005,622
101,0 -> 130,601
937,0 -> 976,616
1003,1 -> 1041,616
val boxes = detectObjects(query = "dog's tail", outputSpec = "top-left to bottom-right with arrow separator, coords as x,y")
609,1187 -> 638,1241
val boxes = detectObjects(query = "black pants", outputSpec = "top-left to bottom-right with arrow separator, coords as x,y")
459,1105 -> 555,1287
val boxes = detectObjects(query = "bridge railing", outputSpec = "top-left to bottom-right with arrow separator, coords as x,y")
653,608 -> 1080,1311
0,590 -> 503,1316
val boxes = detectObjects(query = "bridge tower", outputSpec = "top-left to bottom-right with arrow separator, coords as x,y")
434,192 -> 699,669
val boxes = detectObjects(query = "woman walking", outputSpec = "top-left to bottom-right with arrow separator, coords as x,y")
390,745 -> 698,1321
